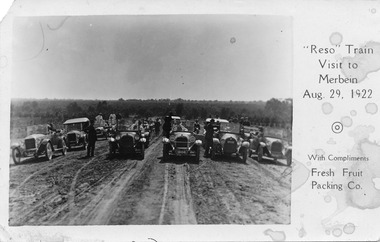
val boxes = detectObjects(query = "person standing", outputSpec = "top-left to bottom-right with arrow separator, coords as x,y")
85,119 -> 97,157
204,118 -> 215,157
193,119 -> 200,134
162,115 -> 173,138
154,118 -> 161,136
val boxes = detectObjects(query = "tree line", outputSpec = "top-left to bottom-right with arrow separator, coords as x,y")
10,98 -> 292,128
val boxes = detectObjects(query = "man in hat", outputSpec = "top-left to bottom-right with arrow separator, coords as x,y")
85,119 -> 97,157
204,118 -> 215,157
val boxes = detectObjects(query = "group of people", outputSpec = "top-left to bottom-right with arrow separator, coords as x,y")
61,112 -> 270,159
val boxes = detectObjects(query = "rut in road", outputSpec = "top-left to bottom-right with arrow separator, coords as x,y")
67,136 -> 162,225
159,162 -> 197,224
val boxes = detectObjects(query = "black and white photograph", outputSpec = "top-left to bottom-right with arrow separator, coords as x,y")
8,15 -> 293,225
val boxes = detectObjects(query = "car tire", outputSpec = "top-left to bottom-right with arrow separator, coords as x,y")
45,142 -> 53,161
195,146 -> 200,163
242,147 -> 248,163
83,142 -> 87,150
286,151 -> 292,166
211,147 -> 216,160
163,144 -> 169,162
248,149 -> 252,158
108,145 -> 115,159
140,143 -> 145,160
62,140 -> 67,156
12,147 -> 22,165
257,146 -> 263,162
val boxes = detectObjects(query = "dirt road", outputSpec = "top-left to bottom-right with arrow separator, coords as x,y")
9,135 -> 291,225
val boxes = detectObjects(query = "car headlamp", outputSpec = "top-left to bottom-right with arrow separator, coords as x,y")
189,136 -> 196,143
134,134 -> 140,140
115,135 -> 121,141
169,135 -> 175,142
109,137 -> 115,142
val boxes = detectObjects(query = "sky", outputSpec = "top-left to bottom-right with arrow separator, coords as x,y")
11,15 -> 292,101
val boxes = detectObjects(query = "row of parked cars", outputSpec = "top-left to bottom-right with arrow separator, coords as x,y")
161,117 -> 292,165
11,117 -> 101,164
10,116 -> 154,164
10,116 -> 292,166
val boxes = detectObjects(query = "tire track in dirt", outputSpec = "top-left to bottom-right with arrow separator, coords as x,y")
189,154 -> 291,224
67,151 -> 108,217
189,158 -> 248,224
67,136 -> 162,225
9,142 -> 109,225
10,156 -> 67,198
158,163 -> 169,225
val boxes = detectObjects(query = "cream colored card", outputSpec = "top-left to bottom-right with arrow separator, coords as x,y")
1,0 -> 379,241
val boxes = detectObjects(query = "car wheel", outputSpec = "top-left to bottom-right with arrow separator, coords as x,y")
286,151 -> 292,166
242,147 -> 248,163
83,142 -> 87,150
163,144 -> 169,161
248,149 -> 252,158
211,147 -> 216,160
12,147 -> 22,165
62,140 -> 67,156
258,146 -> 263,162
108,145 -> 115,159
140,143 -> 145,160
195,146 -> 200,163
45,142 -> 53,161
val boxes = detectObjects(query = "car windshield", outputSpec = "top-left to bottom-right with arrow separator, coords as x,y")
220,122 -> 241,133
65,123 -> 84,132
116,119 -> 136,131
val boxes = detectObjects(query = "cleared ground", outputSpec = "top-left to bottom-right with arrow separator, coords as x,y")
9,134 -> 291,225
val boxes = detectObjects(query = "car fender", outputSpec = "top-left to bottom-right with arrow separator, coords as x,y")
195,140 -> 202,146
241,141 -> 250,148
38,139 -> 52,153
10,142 -> 21,149
285,147 -> 292,157
212,137 -> 220,145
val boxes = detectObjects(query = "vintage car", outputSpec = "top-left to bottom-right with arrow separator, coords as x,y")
210,121 -> 250,163
63,117 -> 89,150
94,114 -> 108,139
108,124 -> 148,159
11,130 -> 67,164
247,128 -> 292,166
162,127 -> 202,162
95,126 -> 109,139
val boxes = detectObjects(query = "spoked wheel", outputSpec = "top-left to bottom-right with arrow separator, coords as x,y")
12,147 -> 22,165
61,140 -> 67,156
45,142 -> 53,161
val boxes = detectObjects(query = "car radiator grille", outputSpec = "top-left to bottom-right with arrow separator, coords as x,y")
271,141 -> 283,152
224,139 -> 237,153
25,138 -> 36,150
175,137 -> 188,148
120,135 -> 134,148
67,133 -> 77,142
